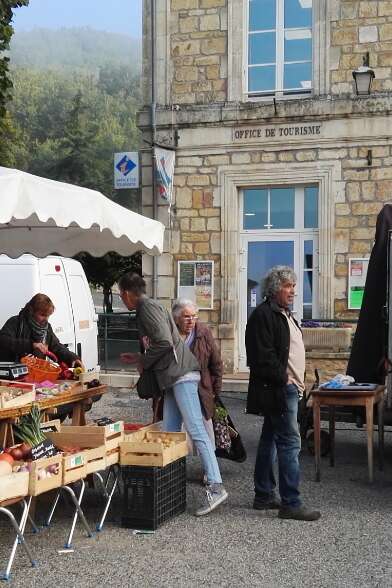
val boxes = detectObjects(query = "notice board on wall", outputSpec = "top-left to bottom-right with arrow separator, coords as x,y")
177,260 -> 214,309
348,258 -> 369,310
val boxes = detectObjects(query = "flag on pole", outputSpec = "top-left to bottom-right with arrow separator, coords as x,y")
155,147 -> 175,205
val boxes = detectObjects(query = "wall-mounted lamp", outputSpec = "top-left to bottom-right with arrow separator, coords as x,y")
352,52 -> 375,95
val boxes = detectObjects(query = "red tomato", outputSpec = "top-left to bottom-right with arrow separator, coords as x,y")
0,453 -> 14,465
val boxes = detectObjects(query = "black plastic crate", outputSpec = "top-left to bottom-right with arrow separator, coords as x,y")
121,458 -> 186,530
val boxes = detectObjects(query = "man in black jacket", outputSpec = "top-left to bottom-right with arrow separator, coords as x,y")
246,266 -> 320,521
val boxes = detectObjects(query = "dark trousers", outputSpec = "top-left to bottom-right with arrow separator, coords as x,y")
254,384 -> 301,508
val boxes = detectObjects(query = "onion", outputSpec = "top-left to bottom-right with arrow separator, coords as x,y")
10,447 -> 24,461
47,464 -> 59,474
20,443 -> 32,459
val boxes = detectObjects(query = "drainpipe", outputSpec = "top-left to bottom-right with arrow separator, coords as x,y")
151,0 -> 158,299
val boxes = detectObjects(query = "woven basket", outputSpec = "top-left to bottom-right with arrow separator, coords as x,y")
21,355 -> 61,383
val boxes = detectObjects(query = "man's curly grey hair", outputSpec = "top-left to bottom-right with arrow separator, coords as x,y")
262,266 -> 297,299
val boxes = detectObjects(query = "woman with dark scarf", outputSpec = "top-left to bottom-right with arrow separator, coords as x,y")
0,293 -> 83,369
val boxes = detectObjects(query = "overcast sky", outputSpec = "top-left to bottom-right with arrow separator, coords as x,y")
12,0 -> 142,37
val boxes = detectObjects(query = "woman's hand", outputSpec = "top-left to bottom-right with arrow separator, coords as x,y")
72,359 -> 85,370
32,342 -> 49,355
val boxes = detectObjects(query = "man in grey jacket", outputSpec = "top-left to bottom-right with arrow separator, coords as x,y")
118,272 -> 227,516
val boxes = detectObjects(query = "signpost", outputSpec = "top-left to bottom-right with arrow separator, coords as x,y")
114,152 -> 139,189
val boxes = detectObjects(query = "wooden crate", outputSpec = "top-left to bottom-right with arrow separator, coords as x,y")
62,452 -> 87,485
29,454 -> 63,496
78,370 -> 100,384
120,431 -> 188,467
0,471 -> 29,502
45,431 -> 88,484
45,430 -> 106,475
105,448 -> 119,467
62,422 -> 124,451
85,446 -> 106,474
40,419 -> 61,433
0,381 -> 35,409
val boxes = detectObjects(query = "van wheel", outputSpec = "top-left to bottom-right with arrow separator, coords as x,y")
306,430 -> 330,457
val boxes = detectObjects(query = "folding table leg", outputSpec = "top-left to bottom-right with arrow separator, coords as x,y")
45,489 -> 61,527
0,498 -> 36,581
93,465 -> 121,532
62,481 -> 93,549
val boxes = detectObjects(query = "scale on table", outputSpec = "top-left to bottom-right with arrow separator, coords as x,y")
0,362 -> 29,380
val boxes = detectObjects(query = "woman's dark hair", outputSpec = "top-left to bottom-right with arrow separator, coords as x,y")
27,293 -> 55,314
118,272 -> 146,296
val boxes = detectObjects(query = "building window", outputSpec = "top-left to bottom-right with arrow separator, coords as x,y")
247,0 -> 313,97
241,184 -> 318,322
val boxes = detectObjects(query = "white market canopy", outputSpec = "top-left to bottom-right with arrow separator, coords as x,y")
0,167 -> 164,258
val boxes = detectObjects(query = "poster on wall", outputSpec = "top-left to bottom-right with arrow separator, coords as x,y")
348,258 -> 369,309
177,261 -> 214,310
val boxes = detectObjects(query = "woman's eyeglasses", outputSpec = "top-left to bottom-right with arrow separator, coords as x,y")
183,315 -> 198,321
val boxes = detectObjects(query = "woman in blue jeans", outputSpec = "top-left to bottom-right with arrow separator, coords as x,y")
118,272 -> 227,517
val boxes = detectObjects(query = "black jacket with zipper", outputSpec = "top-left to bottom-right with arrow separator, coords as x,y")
245,299 -> 297,416
0,308 -> 79,366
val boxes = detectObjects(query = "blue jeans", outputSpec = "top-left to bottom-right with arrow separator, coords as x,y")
163,380 -> 222,485
254,384 -> 301,508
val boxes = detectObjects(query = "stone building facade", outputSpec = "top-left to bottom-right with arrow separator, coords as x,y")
139,0 -> 392,374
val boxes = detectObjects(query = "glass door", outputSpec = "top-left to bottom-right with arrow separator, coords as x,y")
239,234 -> 300,370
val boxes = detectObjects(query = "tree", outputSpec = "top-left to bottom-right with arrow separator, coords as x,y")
0,0 -> 29,165
75,252 -> 141,313
50,90 -> 102,188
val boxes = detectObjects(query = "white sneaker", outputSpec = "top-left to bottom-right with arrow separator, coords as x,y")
195,484 -> 228,516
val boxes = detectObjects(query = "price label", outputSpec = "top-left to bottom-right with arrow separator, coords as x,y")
31,440 -> 58,461
109,423 -> 120,433
70,455 -> 83,467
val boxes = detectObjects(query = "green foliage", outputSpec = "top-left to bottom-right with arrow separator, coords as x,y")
0,0 -> 29,164
5,25 -> 144,303
9,66 -> 141,199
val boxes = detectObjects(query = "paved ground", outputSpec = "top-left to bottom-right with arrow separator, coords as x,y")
2,389 -> 392,587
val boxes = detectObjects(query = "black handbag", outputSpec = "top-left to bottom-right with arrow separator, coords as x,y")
136,369 -> 160,400
213,398 -> 247,463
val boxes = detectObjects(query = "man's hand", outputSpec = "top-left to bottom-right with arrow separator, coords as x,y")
32,342 -> 49,355
120,352 -> 141,365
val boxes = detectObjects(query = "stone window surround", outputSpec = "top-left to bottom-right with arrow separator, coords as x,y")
218,160 -> 337,370
228,0 -> 330,103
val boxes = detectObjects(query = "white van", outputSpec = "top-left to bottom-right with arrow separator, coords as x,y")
0,255 -> 98,370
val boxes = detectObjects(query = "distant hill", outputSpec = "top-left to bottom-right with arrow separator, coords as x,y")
9,27 -> 141,72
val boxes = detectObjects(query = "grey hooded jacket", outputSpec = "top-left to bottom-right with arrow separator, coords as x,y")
136,296 -> 200,392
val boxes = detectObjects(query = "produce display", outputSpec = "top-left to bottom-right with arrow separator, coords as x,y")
0,386 -> 29,403
142,432 -> 178,449
0,380 -> 36,409
35,381 -> 75,397
13,405 -> 47,447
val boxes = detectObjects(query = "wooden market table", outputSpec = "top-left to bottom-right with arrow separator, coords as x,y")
312,385 -> 385,483
0,383 -> 107,447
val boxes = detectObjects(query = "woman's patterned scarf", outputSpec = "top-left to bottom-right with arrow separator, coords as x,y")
28,313 -> 49,343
